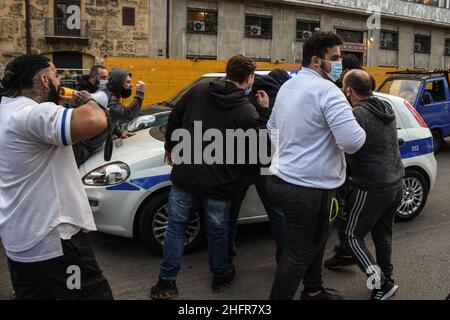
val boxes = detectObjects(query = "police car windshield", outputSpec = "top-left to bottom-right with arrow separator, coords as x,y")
378,79 -> 421,105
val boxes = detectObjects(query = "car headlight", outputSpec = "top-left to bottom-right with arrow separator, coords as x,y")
83,162 -> 130,186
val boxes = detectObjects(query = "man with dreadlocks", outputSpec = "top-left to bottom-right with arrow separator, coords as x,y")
0,54 -> 114,300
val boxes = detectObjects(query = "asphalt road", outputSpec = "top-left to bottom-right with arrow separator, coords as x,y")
1,144 -> 450,300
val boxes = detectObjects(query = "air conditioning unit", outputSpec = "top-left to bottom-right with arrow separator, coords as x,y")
193,20 -> 206,32
250,25 -> 262,36
298,30 -> 313,40
414,43 -> 422,52
380,40 -> 387,48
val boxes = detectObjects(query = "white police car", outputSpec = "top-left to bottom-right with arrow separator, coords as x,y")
79,73 -> 437,252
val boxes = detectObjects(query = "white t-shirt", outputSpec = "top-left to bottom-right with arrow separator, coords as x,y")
0,96 -> 97,263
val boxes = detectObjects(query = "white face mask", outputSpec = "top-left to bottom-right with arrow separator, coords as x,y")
98,79 -> 108,90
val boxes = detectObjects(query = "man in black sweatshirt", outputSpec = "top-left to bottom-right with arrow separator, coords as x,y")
151,55 -> 268,300
336,69 -> 404,300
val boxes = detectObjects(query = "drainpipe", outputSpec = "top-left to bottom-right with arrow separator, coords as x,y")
25,0 -> 32,54
166,0 -> 170,58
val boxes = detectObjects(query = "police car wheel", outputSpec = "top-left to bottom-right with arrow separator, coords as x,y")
395,169 -> 429,222
138,191 -> 203,253
431,130 -> 442,153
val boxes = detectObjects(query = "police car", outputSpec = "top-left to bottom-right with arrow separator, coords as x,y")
79,73 -> 437,252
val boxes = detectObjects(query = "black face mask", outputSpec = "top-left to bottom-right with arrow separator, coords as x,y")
48,81 -> 60,104
122,88 -> 132,98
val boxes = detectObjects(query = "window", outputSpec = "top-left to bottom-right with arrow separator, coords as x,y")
122,7 -> 135,26
445,39 -> 450,56
296,20 -> 320,41
245,14 -> 272,39
380,31 -> 399,50
414,34 -> 431,53
54,0 -> 81,37
186,9 -> 218,34
336,29 -> 364,43
423,80 -> 445,104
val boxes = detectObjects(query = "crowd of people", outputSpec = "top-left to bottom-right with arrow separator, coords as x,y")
0,31 -> 405,300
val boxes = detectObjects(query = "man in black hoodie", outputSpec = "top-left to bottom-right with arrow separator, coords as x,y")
151,55 -> 266,300
338,69 -> 404,300
73,67 -> 146,166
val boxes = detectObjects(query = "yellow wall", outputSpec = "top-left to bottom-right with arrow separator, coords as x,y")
105,58 -> 299,108
105,57 -> 403,109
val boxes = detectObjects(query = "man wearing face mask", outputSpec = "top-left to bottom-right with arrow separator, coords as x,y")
0,54 -> 113,299
338,69 -> 404,300
266,32 -> 366,300
72,67 -> 146,166
76,65 -> 109,93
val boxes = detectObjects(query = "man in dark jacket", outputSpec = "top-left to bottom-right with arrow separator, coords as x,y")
151,55 -> 267,300
228,69 -> 290,267
76,65 -> 108,93
73,67 -> 146,166
337,69 -> 404,300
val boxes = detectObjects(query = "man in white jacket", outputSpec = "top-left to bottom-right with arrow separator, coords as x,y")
267,32 -> 366,300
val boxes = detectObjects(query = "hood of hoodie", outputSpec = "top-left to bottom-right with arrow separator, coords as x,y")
358,96 -> 395,124
77,75 -> 97,91
208,79 -> 251,110
107,67 -> 131,96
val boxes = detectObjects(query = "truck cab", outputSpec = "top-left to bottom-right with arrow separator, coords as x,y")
378,70 -> 450,152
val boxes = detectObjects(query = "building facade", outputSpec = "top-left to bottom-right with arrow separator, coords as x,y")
1,0 -> 450,73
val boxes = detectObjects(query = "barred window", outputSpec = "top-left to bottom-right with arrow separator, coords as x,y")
445,39 -> 450,56
187,9 -> 218,34
296,20 -> 320,41
336,29 -> 364,44
122,7 -> 135,26
414,34 -> 431,54
245,14 -> 272,39
380,31 -> 399,50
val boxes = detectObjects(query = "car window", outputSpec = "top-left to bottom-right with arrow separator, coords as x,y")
378,79 -> 421,105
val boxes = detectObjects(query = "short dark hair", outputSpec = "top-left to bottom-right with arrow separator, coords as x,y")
302,32 -> 343,67
345,70 -> 373,96
342,54 -> 362,70
0,54 -> 50,98
268,69 -> 291,85
89,65 -> 106,78
226,55 -> 256,84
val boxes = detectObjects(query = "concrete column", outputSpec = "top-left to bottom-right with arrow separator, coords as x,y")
398,24 -> 414,68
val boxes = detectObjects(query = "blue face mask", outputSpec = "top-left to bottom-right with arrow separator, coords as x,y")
321,59 -> 343,82
98,79 -> 108,90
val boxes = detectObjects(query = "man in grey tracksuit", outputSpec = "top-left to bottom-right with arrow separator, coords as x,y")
341,69 -> 404,300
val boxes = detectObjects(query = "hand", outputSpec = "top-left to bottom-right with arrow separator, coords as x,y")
136,81 -> 147,94
73,90 -> 92,107
120,131 -> 136,139
256,90 -> 270,109
164,150 -> 173,166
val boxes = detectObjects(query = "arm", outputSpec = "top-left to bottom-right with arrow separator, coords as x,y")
108,92 -> 144,121
70,100 -> 108,143
322,89 -> 366,155
164,87 -> 190,153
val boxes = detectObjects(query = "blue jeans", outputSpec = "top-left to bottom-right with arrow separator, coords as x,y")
160,185 -> 231,281
229,173 -> 285,265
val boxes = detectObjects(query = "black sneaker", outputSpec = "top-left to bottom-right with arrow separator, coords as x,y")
370,281 -> 399,301
212,265 -> 235,293
150,278 -> 179,300
324,252 -> 356,270
301,288 -> 343,300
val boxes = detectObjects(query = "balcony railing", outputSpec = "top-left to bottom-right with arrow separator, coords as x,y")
44,17 -> 89,39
